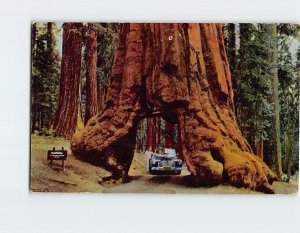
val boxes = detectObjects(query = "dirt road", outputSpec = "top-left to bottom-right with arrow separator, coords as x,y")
30,135 -> 298,194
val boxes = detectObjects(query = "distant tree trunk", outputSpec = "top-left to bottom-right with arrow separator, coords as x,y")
153,117 -> 156,149
165,122 -> 174,148
269,24 -> 283,178
47,23 -> 53,57
85,23 -> 98,125
226,23 -> 237,73
157,117 -> 161,147
256,138 -> 264,160
72,23 -> 276,193
97,81 -> 102,110
146,118 -> 156,151
31,23 -> 37,54
44,22 -> 54,128
77,82 -> 84,130
177,122 -> 183,160
136,122 -> 141,152
53,23 -> 83,139
285,96 -> 292,182
31,23 -> 37,133
97,85 -> 108,111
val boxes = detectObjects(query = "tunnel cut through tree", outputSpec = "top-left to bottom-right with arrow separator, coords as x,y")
71,23 -> 277,193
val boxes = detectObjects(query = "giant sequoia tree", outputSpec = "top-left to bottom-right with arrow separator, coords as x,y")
53,23 -> 83,139
71,23 -> 277,193
85,23 -> 98,124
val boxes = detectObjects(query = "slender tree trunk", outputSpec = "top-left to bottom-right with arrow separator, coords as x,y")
31,23 -> 37,54
136,122 -> 141,152
72,23 -> 276,192
45,22 -> 54,128
53,23 -> 83,139
85,23 -> 98,124
37,110 -> 40,130
285,96 -> 292,182
226,23 -> 236,73
97,80 -> 102,110
146,118 -> 153,151
153,117 -> 156,149
269,24 -> 282,178
146,118 -> 156,151
157,117 -> 161,147
31,23 -> 37,133
77,81 -> 84,131
47,23 -> 53,57
165,122 -> 174,148
256,138 -> 264,160
97,85 -> 108,111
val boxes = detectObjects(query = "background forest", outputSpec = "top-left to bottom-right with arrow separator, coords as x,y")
31,23 -> 299,181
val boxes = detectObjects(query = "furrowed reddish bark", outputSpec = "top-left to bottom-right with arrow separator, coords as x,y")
71,23 -> 277,193
85,23 -> 98,125
165,122 -> 175,148
53,23 -> 83,139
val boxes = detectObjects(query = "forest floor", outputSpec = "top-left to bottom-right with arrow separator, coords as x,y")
30,135 -> 298,194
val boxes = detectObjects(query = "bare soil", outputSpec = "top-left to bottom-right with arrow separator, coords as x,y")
30,135 -> 298,194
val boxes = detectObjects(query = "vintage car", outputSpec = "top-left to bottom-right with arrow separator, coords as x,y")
145,148 -> 183,175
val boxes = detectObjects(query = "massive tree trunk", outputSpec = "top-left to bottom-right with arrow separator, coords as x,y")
85,23 -> 98,125
53,23 -> 83,139
71,23 -> 276,193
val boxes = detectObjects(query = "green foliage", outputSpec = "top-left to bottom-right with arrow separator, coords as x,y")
233,24 -> 273,147
226,23 -> 299,174
278,37 -> 299,173
31,22 -> 61,133
95,23 -> 120,87
78,23 -> 120,120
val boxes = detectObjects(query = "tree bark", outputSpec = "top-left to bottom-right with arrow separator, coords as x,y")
85,23 -> 98,125
285,96 -> 292,182
146,118 -> 156,151
31,23 -> 37,54
165,122 -> 175,148
256,138 -> 264,160
71,23 -> 276,193
47,23 -> 53,58
97,82 -> 102,110
157,117 -> 161,147
53,23 -> 83,139
226,23 -> 236,73
31,22 -> 37,133
269,24 -> 283,178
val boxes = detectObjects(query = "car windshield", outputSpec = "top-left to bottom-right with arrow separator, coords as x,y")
164,148 -> 176,156
155,148 -> 164,154
155,148 -> 176,155
153,154 -> 174,160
